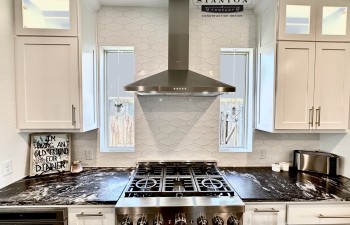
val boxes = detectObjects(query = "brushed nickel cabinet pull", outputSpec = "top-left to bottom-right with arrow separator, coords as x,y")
316,106 -> 321,126
318,214 -> 350,218
76,212 -> 103,217
309,107 -> 314,127
254,208 -> 280,213
72,104 -> 76,126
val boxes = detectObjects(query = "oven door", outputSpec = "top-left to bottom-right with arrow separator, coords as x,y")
0,207 -> 68,225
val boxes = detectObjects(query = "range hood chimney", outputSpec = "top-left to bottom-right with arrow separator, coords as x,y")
124,0 -> 236,96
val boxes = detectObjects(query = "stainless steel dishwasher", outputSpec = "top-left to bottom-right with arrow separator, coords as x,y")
0,207 -> 68,225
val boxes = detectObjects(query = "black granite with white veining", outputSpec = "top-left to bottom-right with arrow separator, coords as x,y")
1,167 -> 350,205
221,167 -> 350,202
0,167 -> 133,206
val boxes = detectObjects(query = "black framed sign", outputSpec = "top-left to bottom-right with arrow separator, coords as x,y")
29,133 -> 71,176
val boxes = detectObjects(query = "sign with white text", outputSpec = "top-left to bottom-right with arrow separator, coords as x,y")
29,133 -> 71,176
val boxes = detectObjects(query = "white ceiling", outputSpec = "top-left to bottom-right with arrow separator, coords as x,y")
98,0 -> 258,9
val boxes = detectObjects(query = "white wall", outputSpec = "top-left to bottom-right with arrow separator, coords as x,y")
0,0 -> 29,188
320,134 -> 350,177
72,6 -> 320,167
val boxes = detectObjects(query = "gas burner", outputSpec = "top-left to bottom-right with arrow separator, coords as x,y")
136,178 -> 157,191
195,176 -> 235,196
191,164 -> 221,176
165,165 -> 191,176
201,178 -> 223,191
163,176 -> 197,196
124,176 -> 162,197
136,165 -> 163,176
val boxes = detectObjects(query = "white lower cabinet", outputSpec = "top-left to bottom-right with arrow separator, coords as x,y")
287,204 -> 350,224
68,206 -> 115,225
243,203 -> 286,225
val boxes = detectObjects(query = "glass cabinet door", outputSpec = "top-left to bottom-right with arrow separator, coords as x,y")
278,0 -> 317,41
14,0 -> 78,36
316,0 -> 350,41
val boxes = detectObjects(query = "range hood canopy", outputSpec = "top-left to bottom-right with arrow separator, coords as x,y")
124,0 -> 236,96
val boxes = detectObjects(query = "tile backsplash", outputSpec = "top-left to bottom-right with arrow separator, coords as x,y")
71,6 -> 320,167
72,95 -> 319,167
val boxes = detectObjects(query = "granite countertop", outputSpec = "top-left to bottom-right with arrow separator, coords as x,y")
221,167 -> 350,202
0,167 -> 133,206
1,167 -> 350,206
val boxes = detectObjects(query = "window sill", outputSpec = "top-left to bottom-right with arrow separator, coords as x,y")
100,147 -> 135,153
219,147 -> 252,153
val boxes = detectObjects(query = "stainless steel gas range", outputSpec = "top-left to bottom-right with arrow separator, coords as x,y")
115,162 -> 245,225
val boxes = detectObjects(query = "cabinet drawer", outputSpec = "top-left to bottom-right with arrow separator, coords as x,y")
287,204 -> 350,224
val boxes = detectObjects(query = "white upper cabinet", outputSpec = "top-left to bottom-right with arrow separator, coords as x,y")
278,0 -> 317,41
255,0 -> 350,133
275,41 -> 315,129
14,0 -> 99,131
313,42 -> 350,129
16,37 -> 80,129
275,41 -> 350,130
278,0 -> 350,41
14,0 -> 78,36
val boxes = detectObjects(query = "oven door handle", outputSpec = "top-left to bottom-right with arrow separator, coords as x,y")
76,212 -> 103,217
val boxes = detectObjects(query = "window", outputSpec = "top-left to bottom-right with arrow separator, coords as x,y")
99,46 -> 135,152
219,48 -> 254,152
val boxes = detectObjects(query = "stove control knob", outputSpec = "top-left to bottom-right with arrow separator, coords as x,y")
121,216 -> 133,225
175,213 -> 187,225
153,214 -> 164,225
227,216 -> 239,225
212,215 -> 224,225
137,215 -> 148,225
197,215 -> 208,225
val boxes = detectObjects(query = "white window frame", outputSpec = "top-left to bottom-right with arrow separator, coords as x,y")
219,48 -> 254,153
99,46 -> 135,153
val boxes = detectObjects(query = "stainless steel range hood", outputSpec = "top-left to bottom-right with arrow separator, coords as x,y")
124,0 -> 236,96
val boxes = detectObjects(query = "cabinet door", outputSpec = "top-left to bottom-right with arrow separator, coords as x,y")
68,207 -> 115,225
278,0 -> 317,41
316,0 -> 350,42
275,41 -> 316,129
243,204 -> 286,225
80,2 -> 98,131
313,42 -> 350,129
14,0 -> 78,36
287,204 -> 350,224
16,36 -> 80,130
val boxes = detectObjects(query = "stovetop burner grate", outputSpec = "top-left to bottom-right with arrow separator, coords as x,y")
194,176 -> 235,196
135,165 -> 163,176
191,164 -> 221,176
162,176 -> 197,196
124,176 -> 162,197
165,165 -> 192,176
124,162 -> 236,197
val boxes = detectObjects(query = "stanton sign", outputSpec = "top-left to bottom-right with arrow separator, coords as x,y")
193,0 -> 252,5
